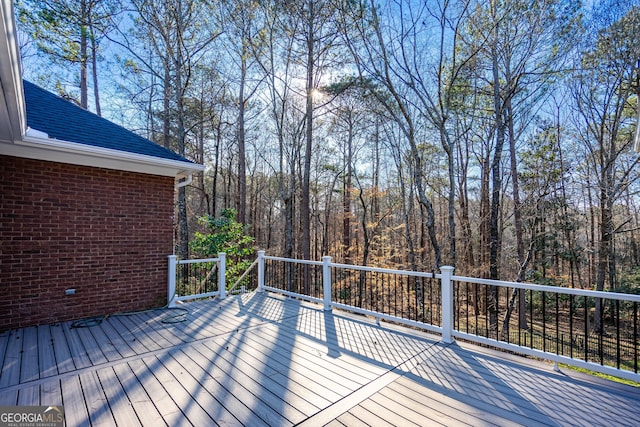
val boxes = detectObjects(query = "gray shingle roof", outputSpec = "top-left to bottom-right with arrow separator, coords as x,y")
23,80 -> 190,163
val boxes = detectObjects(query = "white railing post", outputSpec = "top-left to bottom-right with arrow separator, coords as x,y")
440,265 -> 455,344
257,250 -> 265,292
323,255 -> 332,311
218,252 -> 226,300
168,254 -> 177,308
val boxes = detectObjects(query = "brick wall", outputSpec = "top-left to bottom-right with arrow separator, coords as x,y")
0,156 -> 175,331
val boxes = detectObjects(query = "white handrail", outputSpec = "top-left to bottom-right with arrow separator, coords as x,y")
177,257 -> 219,265
452,274 -> 640,302
330,261 -> 440,278
263,254 -> 323,266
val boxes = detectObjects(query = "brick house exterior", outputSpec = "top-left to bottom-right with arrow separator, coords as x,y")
0,158 -> 176,329
0,2 -> 204,330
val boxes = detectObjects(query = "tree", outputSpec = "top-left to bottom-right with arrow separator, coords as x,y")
191,208 -> 256,284
113,0 -> 220,259
345,0 -> 443,269
572,4 -> 640,332
219,0 -> 265,225
291,0 -> 344,268
17,0 -> 118,114
322,76 -> 378,262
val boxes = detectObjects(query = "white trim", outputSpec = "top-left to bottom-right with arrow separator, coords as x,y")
0,0 -> 26,142
0,127 -> 204,177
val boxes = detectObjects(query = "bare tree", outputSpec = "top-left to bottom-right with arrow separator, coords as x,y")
572,4 -> 640,332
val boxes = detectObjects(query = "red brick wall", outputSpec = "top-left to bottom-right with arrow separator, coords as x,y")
0,156 -> 175,331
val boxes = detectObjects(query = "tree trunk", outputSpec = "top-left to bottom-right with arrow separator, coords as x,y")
441,128 -> 456,266
488,4 -> 505,334
506,97 -> 527,330
80,0 -> 88,110
237,47 -> 247,225
89,20 -> 101,116
343,113 -> 353,262
301,0 -> 315,293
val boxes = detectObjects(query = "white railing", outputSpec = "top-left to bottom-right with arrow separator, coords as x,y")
167,253 -> 226,307
253,251 -> 640,383
449,274 -> 640,382
167,251 -> 640,382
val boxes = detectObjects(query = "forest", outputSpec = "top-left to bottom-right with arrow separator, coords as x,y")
15,0 -> 640,294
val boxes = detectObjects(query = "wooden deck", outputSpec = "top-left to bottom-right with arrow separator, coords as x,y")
1,291 -> 639,426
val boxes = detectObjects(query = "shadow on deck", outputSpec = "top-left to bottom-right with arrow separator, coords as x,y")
0,291 -> 638,426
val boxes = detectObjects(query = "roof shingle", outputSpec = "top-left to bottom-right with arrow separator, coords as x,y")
23,80 -> 190,163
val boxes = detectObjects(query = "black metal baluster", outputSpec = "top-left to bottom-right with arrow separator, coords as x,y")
505,288 -> 510,344
376,272 -> 381,314
530,290 -> 534,349
473,283 -> 480,335
556,293 -> 560,355
570,294 -> 574,359
394,274 -> 398,318
466,282 -> 470,334
584,296 -> 589,363
599,299 -> 604,366
485,284 -> 489,338
542,291 -> 547,353
634,301 -> 638,374
616,299 -> 620,369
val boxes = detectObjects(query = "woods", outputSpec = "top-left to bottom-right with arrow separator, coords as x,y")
17,0 -> 640,294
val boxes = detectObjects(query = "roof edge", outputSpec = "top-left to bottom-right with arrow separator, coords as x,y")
0,0 -> 26,142
0,129 -> 204,177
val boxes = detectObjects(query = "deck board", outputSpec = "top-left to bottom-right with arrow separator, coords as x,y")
0,328 -> 22,389
1,291 -> 639,426
97,366 -> 142,426
37,325 -> 59,379
85,322 -> 126,362
40,378 -> 63,406
109,314 -> 167,353
73,326 -> 109,366
127,358 -> 188,426
16,383 -> 39,406
333,411 -> 368,427
78,370 -> 116,426
19,327 -> 39,383
94,317 -> 138,359
0,331 -> 9,373
171,347 -> 276,426
148,353 -> 225,426
370,389 -> 457,426
60,376 -> 90,427
61,323 -> 92,370
111,362 -> 165,426
49,324 -> 75,374
182,343 -> 306,425
231,326 -> 355,399
198,337 -> 330,412
106,316 -> 153,355
191,340 -> 318,418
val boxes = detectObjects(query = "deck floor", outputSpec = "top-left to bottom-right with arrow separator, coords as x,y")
0,291 -> 639,426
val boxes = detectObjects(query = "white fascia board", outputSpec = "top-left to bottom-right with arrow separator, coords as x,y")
0,129 -> 204,177
0,0 -> 26,142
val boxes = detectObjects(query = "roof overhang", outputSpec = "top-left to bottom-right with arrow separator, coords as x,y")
0,127 -> 205,178
0,0 -> 25,143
